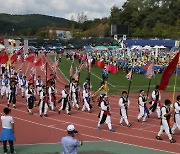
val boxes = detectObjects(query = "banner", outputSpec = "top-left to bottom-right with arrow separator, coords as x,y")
159,52 -> 180,91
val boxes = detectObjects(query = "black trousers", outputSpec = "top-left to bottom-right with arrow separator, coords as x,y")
9,93 -> 16,104
3,140 -> 14,153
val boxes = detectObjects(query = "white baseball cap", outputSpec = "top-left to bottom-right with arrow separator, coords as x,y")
67,124 -> 75,131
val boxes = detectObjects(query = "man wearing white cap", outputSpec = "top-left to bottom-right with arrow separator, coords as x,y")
61,124 -> 83,154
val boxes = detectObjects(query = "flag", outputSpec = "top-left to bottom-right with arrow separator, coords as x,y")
30,66 -> 36,75
11,53 -> 17,63
17,47 -> 24,55
142,62 -> 151,70
69,64 -> 73,76
126,70 -> 132,80
159,52 -> 180,91
25,55 -> 35,63
40,63 -> 46,72
73,67 -> 79,80
0,53 -> 8,63
35,58 -> 42,66
146,62 -> 154,79
7,58 -> 12,67
52,61 -> 58,71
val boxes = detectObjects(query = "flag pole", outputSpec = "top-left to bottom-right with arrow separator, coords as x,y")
172,54 -> 180,103
127,70 -> 133,98
45,62 -> 48,94
147,78 -> 152,98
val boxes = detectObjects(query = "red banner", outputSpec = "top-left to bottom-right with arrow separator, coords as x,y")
159,52 -> 180,91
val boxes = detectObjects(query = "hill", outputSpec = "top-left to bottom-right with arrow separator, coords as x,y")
0,14 -> 73,36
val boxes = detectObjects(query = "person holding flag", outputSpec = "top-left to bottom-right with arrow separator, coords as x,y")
82,84 -> 92,113
39,85 -> 48,117
137,90 -> 148,122
156,99 -> 176,143
149,85 -> 161,119
118,91 -> 131,127
36,76 -> 43,96
58,85 -> 71,115
19,76 -> 28,98
171,95 -> 180,135
97,95 -> 115,132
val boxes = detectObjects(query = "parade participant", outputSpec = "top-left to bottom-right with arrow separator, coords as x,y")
1,63 -> 6,74
97,95 -> 115,132
171,95 -> 180,135
36,76 -> 43,96
0,108 -> 16,154
48,81 -> 56,111
102,67 -> 108,81
71,80 -> 80,109
137,90 -> 148,122
83,78 -> 91,90
69,78 -> 75,100
39,85 -> 48,117
119,91 -> 131,127
58,85 -> 71,115
26,83 -> 36,115
19,76 -> 27,98
156,99 -> 176,143
1,75 -> 9,99
8,80 -> 17,108
149,85 -> 161,119
82,84 -> 92,112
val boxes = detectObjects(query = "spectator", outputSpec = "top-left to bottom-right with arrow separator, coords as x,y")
0,107 -> 16,154
61,124 -> 83,154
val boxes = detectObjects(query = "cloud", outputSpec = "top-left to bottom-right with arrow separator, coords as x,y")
0,0 -> 126,20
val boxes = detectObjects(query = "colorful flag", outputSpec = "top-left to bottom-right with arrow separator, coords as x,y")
69,64 -> 73,76
142,62 -> 151,70
159,52 -> 180,91
40,63 -> 46,72
10,53 -> 17,64
52,61 -> 58,70
17,47 -> 24,55
0,53 -> 8,63
35,58 -> 42,66
146,62 -> 154,79
73,67 -> 79,80
25,55 -> 35,63
126,70 -> 132,80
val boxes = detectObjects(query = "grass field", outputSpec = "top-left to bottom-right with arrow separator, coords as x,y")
50,56 -> 180,95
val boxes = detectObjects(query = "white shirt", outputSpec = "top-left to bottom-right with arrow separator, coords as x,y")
161,106 -> 169,120
83,89 -> 90,99
1,116 -> 14,129
118,97 -> 130,109
138,95 -> 146,107
174,102 -> 180,114
152,90 -> 161,101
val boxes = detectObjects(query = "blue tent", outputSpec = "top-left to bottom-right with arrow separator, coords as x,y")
84,45 -> 93,50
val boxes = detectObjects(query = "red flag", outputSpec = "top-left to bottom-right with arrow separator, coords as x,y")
11,53 -> 17,63
17,47 -> 24,55
25,55 -> 35,63
52,61 -> 58,70
112,65 -> 118,74
146,62 -> 154,79
0,53 -> 8,63
69,64 -> 73,76
159,52 -> 180,91
35,58 -> 42,66
142,62 -> 151,70
40,63 -> 46,72
126,70 -> 132,80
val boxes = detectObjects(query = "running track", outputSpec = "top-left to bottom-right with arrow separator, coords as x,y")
0,54 -> 180,153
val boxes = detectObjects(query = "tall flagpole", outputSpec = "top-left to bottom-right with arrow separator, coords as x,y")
45,62 -> 48,94
147,78 -> 152,98
127,69 -> 133,98
172,54 -> 180,103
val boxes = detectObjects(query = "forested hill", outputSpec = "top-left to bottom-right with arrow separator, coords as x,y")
0,14 -> 72,36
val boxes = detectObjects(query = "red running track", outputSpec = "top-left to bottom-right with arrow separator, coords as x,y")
0,54 -> 179,153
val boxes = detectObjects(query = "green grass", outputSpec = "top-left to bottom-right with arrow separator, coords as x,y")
50,56 -> 180,95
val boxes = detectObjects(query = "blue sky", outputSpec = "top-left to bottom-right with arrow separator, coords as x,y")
0,0 -> 126,20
